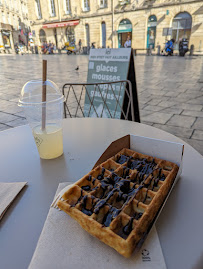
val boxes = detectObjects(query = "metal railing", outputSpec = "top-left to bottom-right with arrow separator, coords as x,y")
62,80 -> 137,122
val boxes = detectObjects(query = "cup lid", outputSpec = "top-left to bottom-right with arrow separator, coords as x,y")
18,79 -> 64,107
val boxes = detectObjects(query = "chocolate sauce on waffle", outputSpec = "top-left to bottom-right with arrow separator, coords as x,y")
128,158 -> 157,175
80,195 -> 93,216
94,181 -> 143,223
116,217 -> 134,239
81,176 -> 97,192
102,210 -> 113,227
158,168 -> 166,181
77,157 -> 168,232
97,167 -> 106,180
58,148 -> 178,257
81,185 -> 91,191
116,155 -> 130,164
102,206 -> 121,227
122,166 -> 130,178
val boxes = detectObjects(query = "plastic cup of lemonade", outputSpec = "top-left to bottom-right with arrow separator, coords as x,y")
18,80 -> 65,159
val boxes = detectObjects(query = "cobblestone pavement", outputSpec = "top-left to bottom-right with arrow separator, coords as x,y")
0,54 -> 203,155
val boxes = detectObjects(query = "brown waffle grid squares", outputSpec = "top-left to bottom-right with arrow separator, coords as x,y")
57,148 -> 179,257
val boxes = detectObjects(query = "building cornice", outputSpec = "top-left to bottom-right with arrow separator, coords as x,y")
66,11 -> 112,20
69,0 -> 203,19
31,0 -> 202,26
114,0 -> 203,14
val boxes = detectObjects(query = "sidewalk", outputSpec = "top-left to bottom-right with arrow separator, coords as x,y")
0,54 -> 202,155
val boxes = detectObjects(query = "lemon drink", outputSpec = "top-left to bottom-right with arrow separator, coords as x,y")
33,124 -> 63,159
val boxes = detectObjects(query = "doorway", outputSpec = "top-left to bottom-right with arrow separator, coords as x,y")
118,19 -> 132,48
66,26 -> 75,44
147,15 -> 157,49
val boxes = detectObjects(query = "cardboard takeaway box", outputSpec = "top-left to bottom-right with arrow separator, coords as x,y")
92,134 -> 184,252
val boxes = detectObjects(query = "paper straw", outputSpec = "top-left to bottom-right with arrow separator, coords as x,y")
42,60 -> 47,130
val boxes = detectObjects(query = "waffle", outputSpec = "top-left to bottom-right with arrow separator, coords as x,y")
57,148 -> 179,257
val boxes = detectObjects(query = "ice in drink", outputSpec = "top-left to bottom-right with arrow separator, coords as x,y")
33,124 -> 63,159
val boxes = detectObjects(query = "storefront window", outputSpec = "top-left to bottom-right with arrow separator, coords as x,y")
66,26 -> 75,44
172,12 -> 192,50
147,15 -> 157,49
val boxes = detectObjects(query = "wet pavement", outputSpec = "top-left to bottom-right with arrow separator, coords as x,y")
0,54 -> 202,155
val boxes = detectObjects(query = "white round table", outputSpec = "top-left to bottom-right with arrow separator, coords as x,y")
0,118 -> 202,269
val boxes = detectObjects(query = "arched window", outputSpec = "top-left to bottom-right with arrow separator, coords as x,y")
101,22 -> 106,48
172,12 -> 192,49
39,29 -> 46,43
147,15 -> 157,49
85,24 -> 90,47
148,15 -> 157,25
119,19 -> 132,30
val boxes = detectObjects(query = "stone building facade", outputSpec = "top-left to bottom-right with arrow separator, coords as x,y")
0,0 -> 30,51
28,0 -> 203,52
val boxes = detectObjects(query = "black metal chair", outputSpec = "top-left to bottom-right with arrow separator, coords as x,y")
62,80 -> 140,122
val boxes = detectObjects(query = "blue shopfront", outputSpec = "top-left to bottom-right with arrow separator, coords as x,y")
118,19 -> 132,48
147,15 -> 157,49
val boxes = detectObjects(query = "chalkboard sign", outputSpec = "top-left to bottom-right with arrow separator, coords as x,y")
84,48 -> 132,119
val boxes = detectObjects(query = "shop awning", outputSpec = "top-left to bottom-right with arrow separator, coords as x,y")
42,20 -> 79,29
0,23 -> 12,31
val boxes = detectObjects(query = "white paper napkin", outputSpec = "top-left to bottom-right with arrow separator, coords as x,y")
0,182 -> 27,220
29,182 -> 167,269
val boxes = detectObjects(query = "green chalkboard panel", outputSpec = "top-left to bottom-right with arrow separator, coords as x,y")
84,48 -> 131,118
